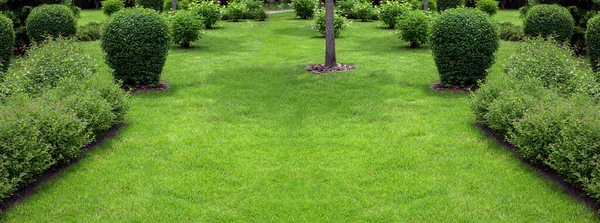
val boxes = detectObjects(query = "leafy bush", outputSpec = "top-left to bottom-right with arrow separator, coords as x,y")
137,0 -> 164,11
253,9 -> 267,21
102,0 -> 124,16
292,0 -> 317,19
189,0 -> 222,28
437,0 -> 464,11
410,0 -> 437,12
0,15 -> 14,72
379,0 -> 410,29
476,0 -> 498,16
338,0 -> 360,19
313,9 -> 350,37
226,1 -> 248,22
586,14 -> 600,71
397,10 -> 430,48
75,22 -> 102,42
430,8 -> 499,87
499,22 -> 523,41
523,4 -> 574,42
163,0 -> 190,11
355,1 -> 377,22
101,8 -> 170,87
25,4 -> 77,42
170,10 -> 203,48
243,0 -> 264,19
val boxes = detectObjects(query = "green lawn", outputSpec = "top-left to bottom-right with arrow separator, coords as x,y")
1,10 -> 598,221
495,9 -> 522,26
78,9 -> 105,25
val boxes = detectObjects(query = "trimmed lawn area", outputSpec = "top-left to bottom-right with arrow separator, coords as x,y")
1,10 -> 598,221
78,9 -> 105,25
495,9 -> 522,26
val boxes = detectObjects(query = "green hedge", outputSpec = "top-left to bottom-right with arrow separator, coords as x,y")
0,15 -> 14,73
26,4 -> 77,43
586,14 -> 600,71
523,4 -> 574,42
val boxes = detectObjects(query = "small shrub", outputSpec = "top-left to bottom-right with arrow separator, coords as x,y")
430,8 -> 499,87
355,1 -> 377,22
379,0 -> 410,29
476,0 -> 498,16
254,9 -> 267,21
338,0 -> 360,19
26,4 -> 77,42
586,14 -> 600,71
243,0 -> 263,19
75,22 -> 102,42
101,8 -> 170,87
291,0 -> 317,19
0,15 -> 14,72
437,0 -> 464,11
170,10 -> 203,48
523,4 -> 574,42
137,0 -> 164,11
226,1 -> 247,22
102,0 -> 124,16
189,0 -> 222,28
397,10 -> 430,48
410,0 -> 437,12
313,9 -> 350,37
499,22 -> 523,41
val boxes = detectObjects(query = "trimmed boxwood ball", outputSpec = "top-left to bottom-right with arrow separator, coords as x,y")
26,4 -> 77,43
476,0 -> 498,16
431,8 -> 499,87
586,15 -> 600,71
437,0 -> 464,11
0,15 -> 14,72
102,0 -> 125,16
101,8 -> 170,87
137,0 -> 164,12
523,4 -> 574,42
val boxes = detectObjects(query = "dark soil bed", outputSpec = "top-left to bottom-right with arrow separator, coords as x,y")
125,82 -> 170,93
429,81 -> 477,93
306,64 -> 355,74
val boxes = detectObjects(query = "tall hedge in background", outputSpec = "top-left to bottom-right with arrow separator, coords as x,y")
26,4 -> 77,42
137,0 -> 164,12
101,8 -> 170,87
586,14 -> 600,71
431,8 -> 499,87
437,0 -> 464,11
0,15 -> 14,72
523,4 -> 574,42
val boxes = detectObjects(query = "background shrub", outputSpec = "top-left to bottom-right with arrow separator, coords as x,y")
379,0 -> 410,29
226,1 -> 247,22
102,0 -> 124,16
163,0 -> 190,11
0,15 -> 14,72
291,0 -> 317,19
499,22 -> 523,41
253,9 -> 267,21
437,0 -> 464,11
355,1 -> 377,22
476,0 -> 498,16
137,0 -> 164,11
338,0 -> 360,19
410,0 -> 437,12
75,22 -> 101,41
313,9 -> 350,37
586,14 -> 600,71
430,8 -> 499,87
523,4 -> 574,42
26,4 -> 77,42
189,0 -> 222,28
101,8 -> 170,87
243,0 -> 264,20
170,10 -> 203,48
397,10 -> 430,48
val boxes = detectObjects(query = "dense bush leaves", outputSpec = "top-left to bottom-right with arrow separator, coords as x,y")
137,0 -> 164,12
26,4 -> 77,42
437,0 -> 464,11
586,14 -> 600,71
313,9 -> 350,37
102,0 -> 124,16
189,0 -> 222,28
292,0 -> 317,19
379,0 -> 410,29
397,10 -> 430,48
499,22 -> 523,41
0,15 -> 14,72
476,0 -> 499,16
523,4 -> 574,42
75,22 -> 101,42
169,10 -> 203,48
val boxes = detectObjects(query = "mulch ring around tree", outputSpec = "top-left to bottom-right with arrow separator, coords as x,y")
124,82 -> 171,93
306,64 -> 355,74
429,81 -> 478,93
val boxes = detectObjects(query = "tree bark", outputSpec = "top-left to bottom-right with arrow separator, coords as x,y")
172,0 -> 176,12
424,0 -> 428,12
324,0 -> 336,68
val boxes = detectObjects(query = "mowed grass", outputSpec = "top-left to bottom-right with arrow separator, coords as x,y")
1,11 -> 598,221
495,9 -> 522,26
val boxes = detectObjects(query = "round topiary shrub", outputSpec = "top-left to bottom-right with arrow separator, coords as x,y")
102,0 -> 125,16
397,10 -> 430,48
137,0 -> 164,12
101,8 -> 170,87
292,0 -> 317,19
523,4 -> 574,42
0,15 -> 14,72
170,10 -> 202,48
476,0 -> 498,16
431,7 -> 499,87
437,0 -> 464,11
26,4 -> 77,43
586,15 -> 600,71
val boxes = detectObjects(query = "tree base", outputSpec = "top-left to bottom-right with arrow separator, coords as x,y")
306,63 -> 355,74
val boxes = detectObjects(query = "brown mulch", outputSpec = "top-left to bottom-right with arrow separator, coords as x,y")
429,81 -> 478,93
306,64 -> 355,74
125,82 -> 171,93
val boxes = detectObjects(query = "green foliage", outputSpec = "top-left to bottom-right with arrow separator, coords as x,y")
476,0 -> 498,16
102,0 -> 125,16
410,0 -> 438,12
0,15 -> 14,72
313,9 -> 350,37
430,8 -> 499,87
189,0 -> 222,28
25,4 -> 77,42
137,0 -> 164,11
354,0 -> 377,22
291,0 -> 317,19
163,0 -> 190,11
170,10 -> 203,48
101,8 -> 170,87
75,22 -> 101,42
338,0 -> 360,19
397,10 -> 430,48
586,14 -> 600,71
437,0 -> 464,11
226,0 -> 248,21
499,22 -> 523,41
379,0 -> 410,29
523,4 -> 574,42
253,9 -> 267,21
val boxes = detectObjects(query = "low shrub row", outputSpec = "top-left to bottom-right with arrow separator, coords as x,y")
0,38 -> 129,200
470,38 -> 600,200
222,0 -> 267,22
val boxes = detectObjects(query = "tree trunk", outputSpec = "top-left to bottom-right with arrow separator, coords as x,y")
172,0 -> 176,12
324,0 -> 336,68
424,0 -> 428,12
